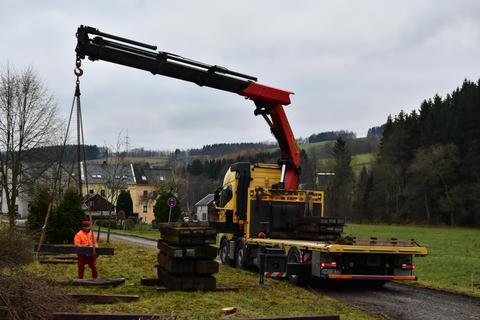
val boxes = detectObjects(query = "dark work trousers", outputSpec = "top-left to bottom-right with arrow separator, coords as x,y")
77,254 -> 98,279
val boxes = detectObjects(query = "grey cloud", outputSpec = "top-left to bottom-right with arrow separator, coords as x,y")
1,0 -> 479,149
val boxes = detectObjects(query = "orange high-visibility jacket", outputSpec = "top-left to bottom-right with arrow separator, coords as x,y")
74,230 -> 98,247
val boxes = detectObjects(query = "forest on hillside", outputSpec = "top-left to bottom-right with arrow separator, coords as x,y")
354,79 -> 480,226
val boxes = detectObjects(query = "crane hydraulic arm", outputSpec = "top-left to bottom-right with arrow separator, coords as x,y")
75,25 -> 301,189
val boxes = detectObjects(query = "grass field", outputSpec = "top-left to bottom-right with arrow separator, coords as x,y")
28,241 -> 373,320
315,153 -> 375,176
350,153 -> 375,169
344,224 -> 480,296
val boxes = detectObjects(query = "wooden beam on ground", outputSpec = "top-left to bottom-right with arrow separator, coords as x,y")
67,294 -> 139,304
39,260 -> 76,265
55,278 -> 125,286
140,277 -> 160,286
53,313 -> 168,319
35,244 -> 114,255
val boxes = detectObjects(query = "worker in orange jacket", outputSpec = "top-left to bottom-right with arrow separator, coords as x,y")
74,220 -> 98,279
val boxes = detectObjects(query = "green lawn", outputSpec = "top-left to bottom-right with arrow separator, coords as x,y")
28,241 -> 373,320
299,140 -> 334,152
344,224 -> 480,296
351,153 -> 375,168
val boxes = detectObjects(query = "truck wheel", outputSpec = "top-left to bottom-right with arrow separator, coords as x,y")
287,247 -> 306,286
219,238 -> 229,265
235,240 -> 247,269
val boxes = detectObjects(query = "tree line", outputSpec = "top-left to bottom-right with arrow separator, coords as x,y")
352,79 -> 480,226
307,130 -> 356,143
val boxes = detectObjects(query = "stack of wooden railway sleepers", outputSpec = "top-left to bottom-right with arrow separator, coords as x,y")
269,217 -> 345,241
157,222 -> 218,290
283,217 -> 345,242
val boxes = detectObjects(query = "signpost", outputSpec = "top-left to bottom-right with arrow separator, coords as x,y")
167,197 -> 177,223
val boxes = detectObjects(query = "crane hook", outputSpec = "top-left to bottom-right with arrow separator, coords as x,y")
74,67 -> 83,77
74,57 -> 83,77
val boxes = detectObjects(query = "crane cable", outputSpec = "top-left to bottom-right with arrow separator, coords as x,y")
36,59 -> 95,259
74,58 -> 96,257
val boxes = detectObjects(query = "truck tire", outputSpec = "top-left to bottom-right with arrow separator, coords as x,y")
219,238 -> 229,265
287,247 -> 307,286
235,240 -> 247,269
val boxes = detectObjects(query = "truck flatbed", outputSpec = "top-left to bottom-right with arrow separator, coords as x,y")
247,238 -> 428,255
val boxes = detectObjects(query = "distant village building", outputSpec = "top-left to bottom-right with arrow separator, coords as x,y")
83,193 -> 115,218
81,162 -> 174,224
193,194 -> 216,222
1,161 -> 174,223
0,187 -> 29,219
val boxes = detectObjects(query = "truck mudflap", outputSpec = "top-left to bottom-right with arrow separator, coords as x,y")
327,274 -> 417,281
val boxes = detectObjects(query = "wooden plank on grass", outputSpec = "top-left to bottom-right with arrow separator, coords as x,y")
67,294 -> 139,304
35,244 -> 114,255
140,277 -> 160,286
39,260 -> 76,264
55,278 -> 125,286
53,312 -> 168,319
37,245 -> 114,255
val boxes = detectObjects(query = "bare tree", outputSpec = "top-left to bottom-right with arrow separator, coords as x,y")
0,65 -> 60,228
98,131 -> 129,242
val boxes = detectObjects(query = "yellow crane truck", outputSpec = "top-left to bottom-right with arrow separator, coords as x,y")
75,25 -> 428,286
213,163 -> 427,285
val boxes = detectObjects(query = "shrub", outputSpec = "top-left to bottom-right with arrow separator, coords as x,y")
153,192 -> 181,223
0,271 -> 76,319
47,188 -> 86,243
0,225 -> 33,269
26,187 -> 53,236
96,219 -> 117,229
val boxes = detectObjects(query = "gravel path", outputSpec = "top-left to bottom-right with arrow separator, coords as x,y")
314,281 -> 480,320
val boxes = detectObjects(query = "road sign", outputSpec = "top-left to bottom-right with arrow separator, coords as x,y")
167,197 -> 177,208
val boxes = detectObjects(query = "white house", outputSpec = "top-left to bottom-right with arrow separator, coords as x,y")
193,194 -> 215,222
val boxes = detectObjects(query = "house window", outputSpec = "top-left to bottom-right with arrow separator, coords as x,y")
89,189 -> 94,194
143,190 -> 148,197
141,175 -> 147,181
143,205 -> 148,213
160,176 -> 164,181
14,205 -> 18,214
101,190 -> 106,197
202,212 -> 207,221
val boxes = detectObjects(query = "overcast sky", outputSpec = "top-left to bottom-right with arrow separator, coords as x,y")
1,0 -> 479,150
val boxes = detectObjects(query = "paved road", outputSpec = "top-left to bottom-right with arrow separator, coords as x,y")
313,281 -> 480,320
98,232 -> 157,247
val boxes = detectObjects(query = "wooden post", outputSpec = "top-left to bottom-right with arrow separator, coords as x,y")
36,202 -> 53,260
